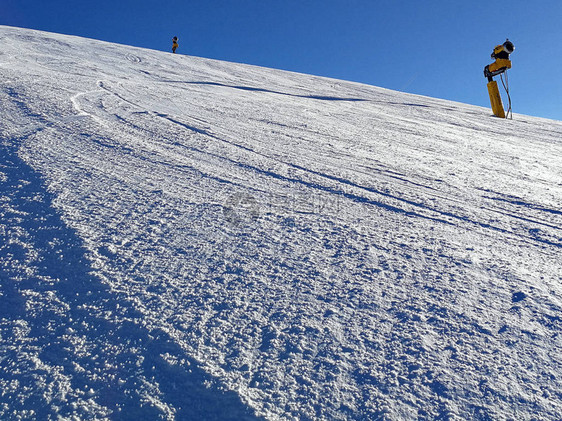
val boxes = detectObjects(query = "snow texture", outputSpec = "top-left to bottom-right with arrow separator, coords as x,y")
1,26 -> 562,420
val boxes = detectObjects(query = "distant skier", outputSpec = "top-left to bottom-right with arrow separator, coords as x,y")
172,36 -> 178,54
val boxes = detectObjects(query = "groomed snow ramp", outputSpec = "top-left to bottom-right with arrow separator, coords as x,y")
1,25 -> 562,420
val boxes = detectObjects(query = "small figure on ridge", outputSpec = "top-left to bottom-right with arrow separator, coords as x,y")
172,36 -> 178,54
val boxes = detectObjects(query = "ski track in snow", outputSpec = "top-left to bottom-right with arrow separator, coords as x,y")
1,26 -> 562,420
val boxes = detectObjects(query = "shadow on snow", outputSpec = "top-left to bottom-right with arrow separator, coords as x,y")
0,142 -> 262,420
167,80 -> 368,102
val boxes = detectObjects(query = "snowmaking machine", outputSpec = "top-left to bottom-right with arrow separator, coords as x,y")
484,39 -> 514,118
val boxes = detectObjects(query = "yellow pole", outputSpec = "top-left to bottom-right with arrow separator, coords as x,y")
487,80 -> 505,118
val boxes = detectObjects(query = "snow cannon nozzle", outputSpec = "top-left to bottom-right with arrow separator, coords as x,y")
503,39 -> 514,54
491,39 -> 515,60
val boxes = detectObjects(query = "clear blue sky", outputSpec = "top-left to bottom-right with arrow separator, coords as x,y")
2,0 -> 561,120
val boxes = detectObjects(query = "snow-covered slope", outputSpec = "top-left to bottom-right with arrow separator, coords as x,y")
1,25 -> 562,420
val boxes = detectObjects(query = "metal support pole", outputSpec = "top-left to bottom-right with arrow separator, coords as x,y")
487,80 -> 506,118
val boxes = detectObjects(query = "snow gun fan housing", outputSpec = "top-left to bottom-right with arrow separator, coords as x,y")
484,40 -> 514,81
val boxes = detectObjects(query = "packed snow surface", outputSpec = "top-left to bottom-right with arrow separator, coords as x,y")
1,26 -> 562,420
